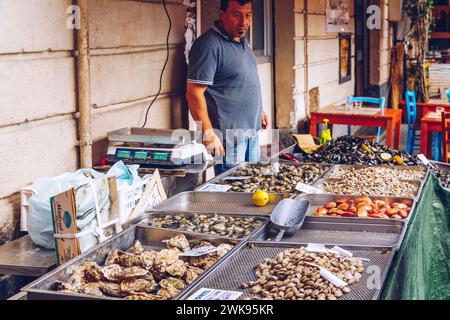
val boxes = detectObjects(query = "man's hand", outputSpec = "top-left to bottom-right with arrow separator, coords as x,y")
262,111 -> 270,130
203,129 -> 225,157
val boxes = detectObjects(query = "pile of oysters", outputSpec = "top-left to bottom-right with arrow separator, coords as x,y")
55,235 -> 233,300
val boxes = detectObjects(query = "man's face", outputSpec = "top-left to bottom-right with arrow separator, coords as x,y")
219,1 -> 253,40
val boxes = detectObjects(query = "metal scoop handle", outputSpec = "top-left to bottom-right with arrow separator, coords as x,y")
274,229 -> 286,242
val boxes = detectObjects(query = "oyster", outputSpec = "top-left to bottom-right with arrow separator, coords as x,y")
105,248 -> 120,266
216,244 -> 233,257
154,249 -> 180,268
101,264 -> 122,282
130,240 -> 144,255
120,278 -> 157,293
166,260 -> 187,277
82,262 -> 103,282
157,288 -> 180,299
189,255 -> 216,270
160,277 -> 186,291
115,252 -> 143,268
185,266 -> 203,284
140,250 -> 158,269
99,282 -> 128,298
79,282 -> 103,297
55,281 -> 79,293
164,235 -> 191,252
118,266 -> 149,280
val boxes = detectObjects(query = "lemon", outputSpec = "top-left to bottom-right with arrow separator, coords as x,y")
252,190 -> 269,207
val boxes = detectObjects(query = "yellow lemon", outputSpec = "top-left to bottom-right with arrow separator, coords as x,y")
253,190 -> 269,207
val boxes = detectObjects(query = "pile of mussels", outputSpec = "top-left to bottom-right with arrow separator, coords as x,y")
430,166 -> 450,189
291,136 -> 421,166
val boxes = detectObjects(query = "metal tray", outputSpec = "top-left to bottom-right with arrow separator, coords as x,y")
312,178 -> 423,199
199,162 -> 331,194
107,127 -> 197,145
139,212 -> 269,241
22,226 -> 241,300
180,242 -> 395,300
149,191 -> 289,216
294,194 -> 416,224
323,164 -> 429,182
253,219 -> 406,249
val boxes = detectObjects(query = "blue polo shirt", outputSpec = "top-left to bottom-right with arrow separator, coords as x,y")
187,21 -> 262,140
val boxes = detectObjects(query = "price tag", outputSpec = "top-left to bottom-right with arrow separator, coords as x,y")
417,154 -> 430,166
180,246 -> 218,257
305,262 -> 347,288
188,288 -> 243,300
222,176 -> 252,181
295,182 -> 324,194
197,184 -> 232,192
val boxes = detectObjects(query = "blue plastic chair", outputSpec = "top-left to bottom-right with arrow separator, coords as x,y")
405,90 -> 441,159
446,89 -> 450,102
347,96 -> 385,143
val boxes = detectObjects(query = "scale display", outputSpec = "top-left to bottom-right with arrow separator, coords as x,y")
113,149 -> 172,163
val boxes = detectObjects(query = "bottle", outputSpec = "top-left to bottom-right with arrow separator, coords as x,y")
320,119 -> 332,145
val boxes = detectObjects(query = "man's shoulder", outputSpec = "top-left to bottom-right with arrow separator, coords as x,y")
192,28 -> 223,51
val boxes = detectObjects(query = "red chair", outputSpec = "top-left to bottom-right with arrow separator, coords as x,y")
442,112 -> 450,163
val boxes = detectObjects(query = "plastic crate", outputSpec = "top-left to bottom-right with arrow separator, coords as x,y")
117,176 -> 153,224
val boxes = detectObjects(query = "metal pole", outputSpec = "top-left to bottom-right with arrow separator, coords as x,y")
77,0 -> 92,168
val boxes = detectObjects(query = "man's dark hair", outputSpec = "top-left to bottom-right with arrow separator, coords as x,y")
220,0 -> 252,12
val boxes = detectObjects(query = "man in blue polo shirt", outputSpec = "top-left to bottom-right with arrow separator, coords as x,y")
186,0 -> 269,173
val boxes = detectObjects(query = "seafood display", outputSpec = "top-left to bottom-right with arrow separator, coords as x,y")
55,235 -> 233,300
328,166 -> 426,181
240,247 -> 364,300
318,178 -> 419,198
290,136 -> 421,166
217,163 -> 328,193
313,196 -> 412,220
145,214 -> 264,239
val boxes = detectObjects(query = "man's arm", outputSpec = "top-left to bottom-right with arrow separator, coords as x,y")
186,83 -> 225,156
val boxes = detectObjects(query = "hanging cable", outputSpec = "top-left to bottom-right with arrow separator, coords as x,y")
141,0 -> 172,128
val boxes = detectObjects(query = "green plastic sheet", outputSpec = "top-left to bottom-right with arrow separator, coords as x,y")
381,175 -> 450,300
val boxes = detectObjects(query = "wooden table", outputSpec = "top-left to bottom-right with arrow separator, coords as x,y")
309,105 -> 403,149
420,111 -> 443,159
400,99 -> 450,122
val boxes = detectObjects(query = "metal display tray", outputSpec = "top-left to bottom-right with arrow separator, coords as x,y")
294,194 -> 416,224
253,219 -> 406,249
323,164 -> 429,182
22,226 -> 241,300
139,212 -> 269,241
312,178 -> 423,200
107,127 -> 197,145
180,242 -> 395,300
149,191 -> 289,216
199,162 -> 332,193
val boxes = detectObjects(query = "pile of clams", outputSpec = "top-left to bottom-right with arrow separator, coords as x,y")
218,163 -> 327,193
147,214 -> 263,239
241,246 -> 364,300
55,235 -> 233,300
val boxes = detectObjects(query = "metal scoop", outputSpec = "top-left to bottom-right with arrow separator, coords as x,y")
270,199 -> 310,242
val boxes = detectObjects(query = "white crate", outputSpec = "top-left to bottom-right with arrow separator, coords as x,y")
116,176 -> 152,224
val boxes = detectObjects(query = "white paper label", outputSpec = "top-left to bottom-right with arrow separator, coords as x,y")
295,182 -> 324,194
417,154 -> 430,166
197,183 -> 232,192
180,246 -> 218,257
222,176 -> 252,181
305,262 -> 347,288
188,288 -> 243,301
330,246 -> 353,258
306,243 -> 329,254
145,185 -> 163,211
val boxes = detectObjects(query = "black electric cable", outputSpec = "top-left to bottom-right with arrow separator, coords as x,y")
141,0 -> 172,128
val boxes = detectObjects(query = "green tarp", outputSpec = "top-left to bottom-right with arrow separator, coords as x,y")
381,175 -> 450,300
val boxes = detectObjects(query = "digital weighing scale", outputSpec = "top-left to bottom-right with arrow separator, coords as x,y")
106,128 -> 210,168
